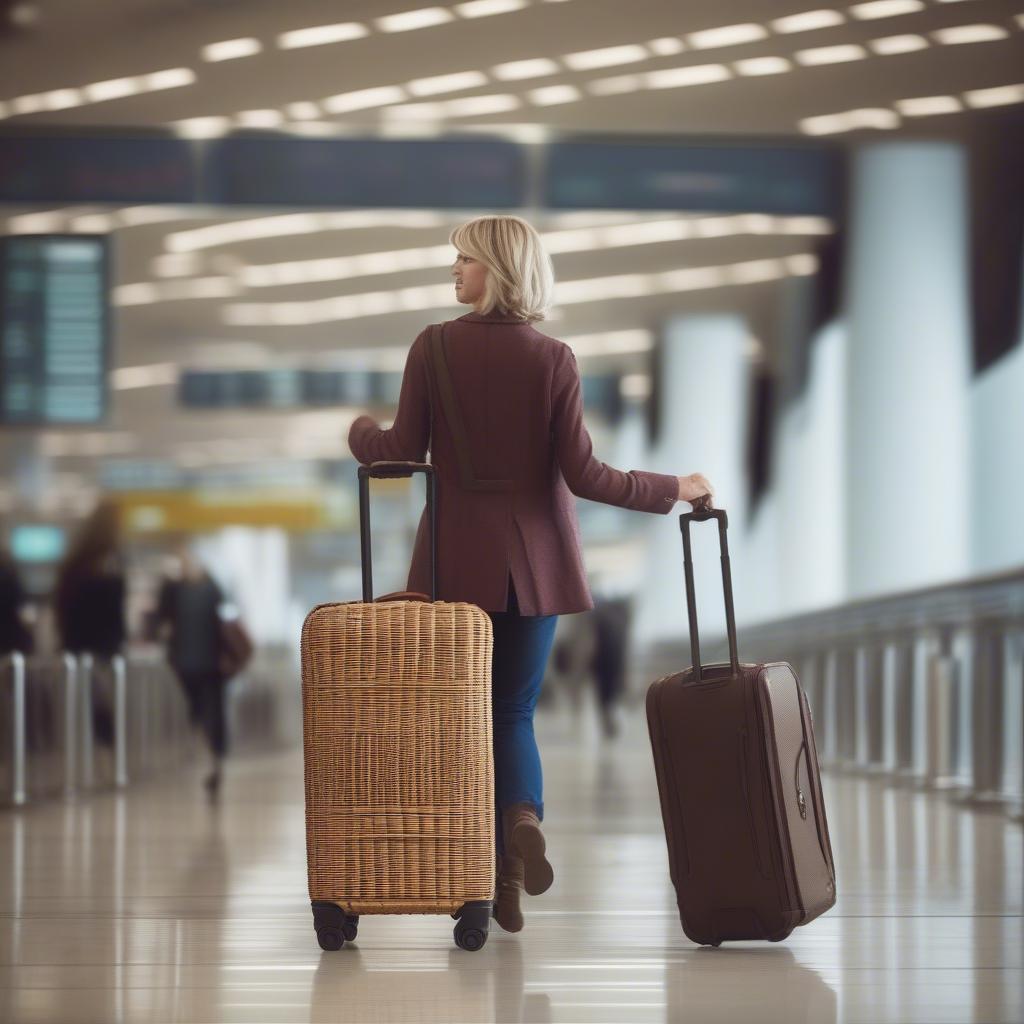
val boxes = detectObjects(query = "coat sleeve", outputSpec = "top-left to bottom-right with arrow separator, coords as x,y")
551,343 -> 679,514
348,330 -> 431,465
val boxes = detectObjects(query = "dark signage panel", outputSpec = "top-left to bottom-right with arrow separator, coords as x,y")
204,136 -> 527,208
544,140 -> 841,216
0,235 -> 110,425
0,136 -> 195,204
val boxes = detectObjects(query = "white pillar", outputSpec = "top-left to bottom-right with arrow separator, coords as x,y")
845,143 -> 971,597
636,314 -> 751,646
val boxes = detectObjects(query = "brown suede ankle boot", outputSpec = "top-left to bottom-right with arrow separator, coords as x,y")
492,853 -> 524,932
503,803 -> 554,896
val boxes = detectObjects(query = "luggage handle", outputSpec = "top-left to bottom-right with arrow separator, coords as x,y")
358,462 -> 437,603
679,496 -> 740,682
376,590 -> 431,603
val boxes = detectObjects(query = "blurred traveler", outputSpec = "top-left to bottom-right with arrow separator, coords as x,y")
348,214 -> 715,933
590,593 -> 634,739
0,547 -> 34,656
54,500 -> 126,746
154,543 -> 252,799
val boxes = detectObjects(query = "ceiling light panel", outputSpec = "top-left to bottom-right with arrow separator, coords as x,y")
895,95 -> 962,116
932,24 -> 1009,45
202,38 -> 262,62
795,44 -> 868,65
734,56 -> 792,76
455,0 -> 528,16
771,10 -> 846,34
869,34 -> 929,54
491,57 -> 561,81
646,65 -> 732,88
375,8 -> 454,33
278,23 -> 368,49
647,37 -> 686,56
407,71 -> 489,96
586,74 -> 643,96
848,1 -> 924,20
687,24 -> 768,49
322,86 -> 408,113
563,45 -> 651,70
529,85 -> 582,106
962,83 -> 1024,108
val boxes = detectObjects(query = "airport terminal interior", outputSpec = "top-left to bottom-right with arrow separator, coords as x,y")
1,1 -> 1023,1022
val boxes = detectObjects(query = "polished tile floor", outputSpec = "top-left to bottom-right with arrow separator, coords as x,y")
1,704 -> 1021,1024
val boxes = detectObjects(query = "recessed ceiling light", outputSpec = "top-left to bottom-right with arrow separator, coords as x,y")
564,44 -> 650,70
407,71 -> 489,97
771,10 -> 845,34
647,37 -> 686,56
869,34 -> 929,55
491,57 -> 560,81
734,56 -> 792,76
646,64 -> 732,88
586,74 -> 643,96
203,38 -> 262,62
443,94 -> 521,115
375,8 -> 454,33
171,116 -> 231,139
529,85 -> 582,106
322,86 -> 407,113
795,44 -> 868,65
454,0 -> 527,17
83,77 -> 141,102
286,101 -> 322,120
146,68 -> 197,90
687,24 -> 768,50
962,83 -> 1024,108
799,107 -> 900,134
895,95 -> 962,116
849,1 -> 924,21
278,23 -> 368,49
236,109 -> 284,128
932,24 -> 1009,45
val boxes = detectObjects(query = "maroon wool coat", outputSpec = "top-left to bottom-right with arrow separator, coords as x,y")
347,309 -> 680,616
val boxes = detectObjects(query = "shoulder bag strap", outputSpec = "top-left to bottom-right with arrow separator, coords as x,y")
427,323 -> 516,493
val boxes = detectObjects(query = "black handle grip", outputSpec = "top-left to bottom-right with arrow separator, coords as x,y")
679,502 -> 740,682
358,462 -> 436,603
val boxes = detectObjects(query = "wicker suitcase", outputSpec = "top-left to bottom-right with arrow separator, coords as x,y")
646,500 -> 836,946
301,461 -> 495,952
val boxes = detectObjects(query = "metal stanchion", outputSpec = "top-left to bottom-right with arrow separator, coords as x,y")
5,653 -> 27,806
1002,627 -> 1024,821
879,638 -> 900,777
62,654 -> 77,797
821,647 -> 840,768
79,653 -> 94,789
962,620 -> 1006,806
112,655 -> 128,788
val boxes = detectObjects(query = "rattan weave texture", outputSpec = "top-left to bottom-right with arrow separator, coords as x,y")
302,599 -> 494,915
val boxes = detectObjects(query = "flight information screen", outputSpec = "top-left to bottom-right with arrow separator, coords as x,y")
0,235 -> 110,424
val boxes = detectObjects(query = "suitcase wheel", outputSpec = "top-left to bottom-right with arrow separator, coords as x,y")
453,923 -> 487,952
311,901 -> 356,951
452,900 -> 491,952
317,928 -> 345,951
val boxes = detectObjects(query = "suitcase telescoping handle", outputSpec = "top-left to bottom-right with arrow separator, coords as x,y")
357,461 -> 437,603
680,495 -> 740,682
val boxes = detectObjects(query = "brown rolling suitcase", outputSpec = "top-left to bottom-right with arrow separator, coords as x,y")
646,500 -> 836,946
301,461 -> 495,952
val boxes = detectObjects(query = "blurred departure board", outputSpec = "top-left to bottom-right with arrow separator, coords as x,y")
544,139 -> 841,215
0,235 -> 110,424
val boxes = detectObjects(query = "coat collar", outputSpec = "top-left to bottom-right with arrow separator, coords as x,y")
456,309 -> 529,325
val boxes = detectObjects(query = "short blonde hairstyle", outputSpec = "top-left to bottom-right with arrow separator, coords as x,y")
449,215 -> 554,323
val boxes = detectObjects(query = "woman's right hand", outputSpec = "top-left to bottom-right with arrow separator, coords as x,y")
677,473 -> 715,506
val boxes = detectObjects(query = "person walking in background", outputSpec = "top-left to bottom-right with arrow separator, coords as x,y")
54,500 -> 126,747
154,542 -> 234,799
0,546 -> 34,657
348,214 -> 715,933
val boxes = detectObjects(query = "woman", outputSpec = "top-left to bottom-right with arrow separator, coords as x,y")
154,543 -> 229,798
54,500 -> 127,748
348,215 -> 714,933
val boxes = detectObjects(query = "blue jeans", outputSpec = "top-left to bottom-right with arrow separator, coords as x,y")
488,577 -> 558,855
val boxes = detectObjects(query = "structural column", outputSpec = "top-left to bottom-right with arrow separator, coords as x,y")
844,142 -> 971,597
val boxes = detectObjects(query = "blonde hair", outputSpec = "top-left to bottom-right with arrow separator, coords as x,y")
449,215 -> 554,323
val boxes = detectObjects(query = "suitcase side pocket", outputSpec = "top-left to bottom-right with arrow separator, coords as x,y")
738,730 -> 773,881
